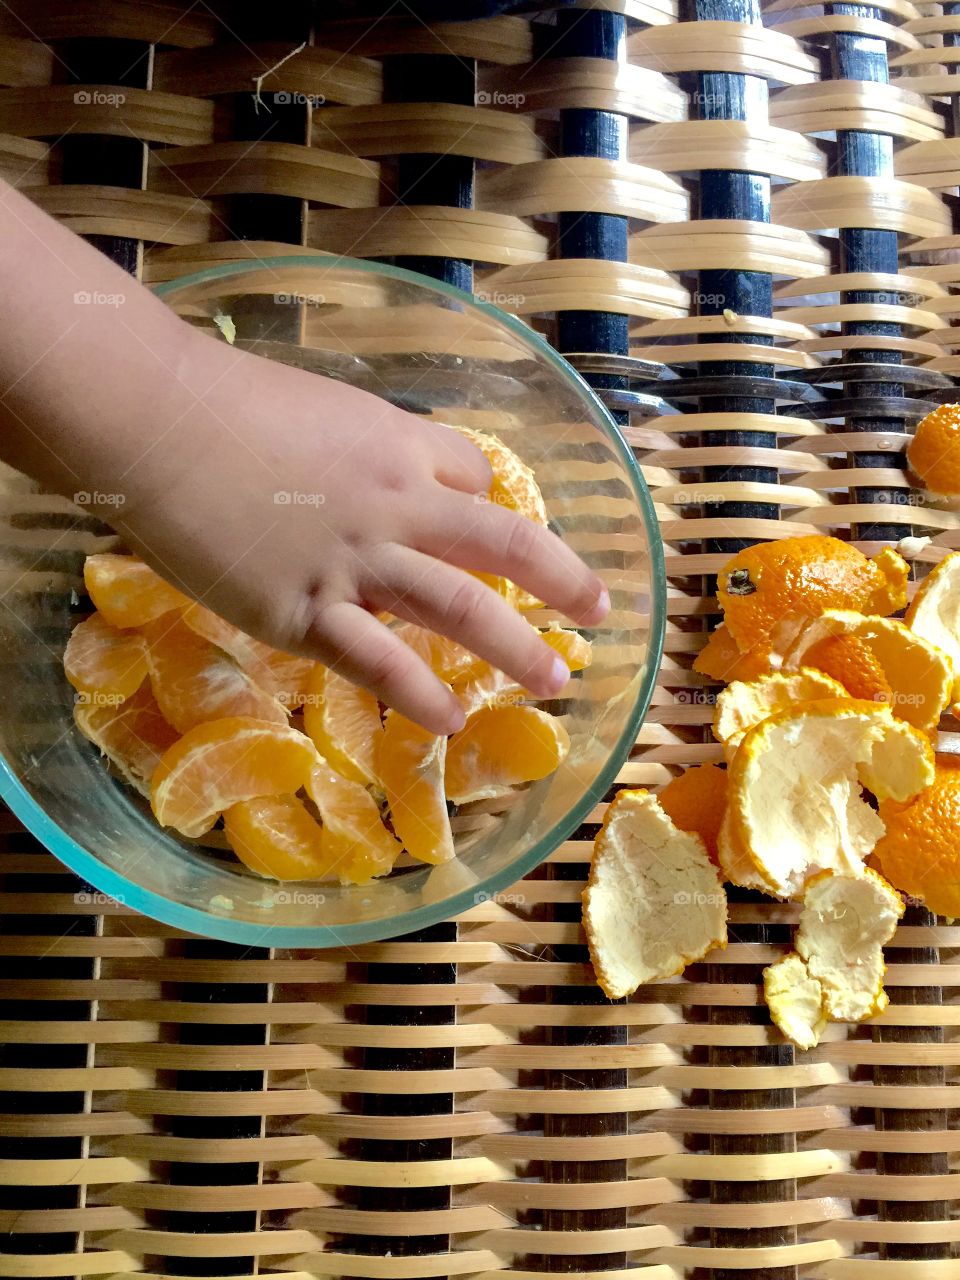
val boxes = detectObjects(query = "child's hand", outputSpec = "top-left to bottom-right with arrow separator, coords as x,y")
112,332 -> 609,735
0,177 -> 609,734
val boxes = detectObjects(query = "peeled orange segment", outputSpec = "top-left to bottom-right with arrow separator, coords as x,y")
657,763 -> 728,865
390,621 -> 482,682
302,666 -> 383,788
84,554 -> 190,628
906,402 -> 960,497
693,623 -> 774,683
451,625 -> 589,717
763,953 -> 828,1051
874,760 -> 960,917
717,535 -> 908,654
151,716 -> 320,839
306,759 -> 402,885
784,609 -> 953,730
720,699 -> 934,899
583,789 -> 727,1000
906,550 -> 960,703
74,682 -> 178,797
453,662 -> 525,717
224,794 -> 328,880
539,622 -> 592,672
181,602 -> 314,708
713,669 -> 847,761
142,615 -> 288,734
445,704 -> 570,805
797,868 -> 903,1022
377,712 -> 454,865
451,424 -> 549,527
64,612 -> 148,700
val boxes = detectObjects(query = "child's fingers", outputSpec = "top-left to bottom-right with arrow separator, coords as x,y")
310,601 -> 465,736
420,420 -> 493,494
369,549 -> 573,700
419,491 -> 609,626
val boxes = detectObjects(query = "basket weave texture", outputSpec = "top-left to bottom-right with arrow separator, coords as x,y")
1,1 -> 960,1275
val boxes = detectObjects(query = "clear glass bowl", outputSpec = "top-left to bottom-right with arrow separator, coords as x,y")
0,256 -> 665,946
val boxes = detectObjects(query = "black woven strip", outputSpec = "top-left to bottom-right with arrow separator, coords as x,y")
334,42 -> 477,1280
0,33 -> 152,1273
530,9 -> 631,1274
828,4 -> 915,542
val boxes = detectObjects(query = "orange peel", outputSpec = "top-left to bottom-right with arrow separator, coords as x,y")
583,789 -> 727,1000
784,609 -> 953,731
713,669 -> 846,761
720,699 -> 934,899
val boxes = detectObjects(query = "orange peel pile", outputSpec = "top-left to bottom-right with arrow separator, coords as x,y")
587,534 -> 959,1050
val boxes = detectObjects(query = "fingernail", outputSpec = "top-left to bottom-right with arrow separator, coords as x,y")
445,705 -> 466,735
547,654 -> 571,693
581,586 -> 610,626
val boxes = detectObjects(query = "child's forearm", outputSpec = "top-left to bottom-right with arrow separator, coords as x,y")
0,177 -> 200,506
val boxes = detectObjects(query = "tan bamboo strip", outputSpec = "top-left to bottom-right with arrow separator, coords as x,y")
0,132 -> 51,185
629,20 -> 819,81
307,206 -> 548,265
314,15 -> 534,64
0,86 -> 216,146
763,0 -> 919,18
476,260 -> 690,317
0,34 -> 54,86
630,218 -> 831,274
152,42 -> 382,105
477,59 -> 687,121
1,0 -> 219,44
476,158 -> 689,221
773,175 -> 953,237
147,141 -> 380,207
769,13 -> 922,49
629,119 -> 826,180
22,184 -> 220,244
769,79 -> 943,141
311,104 -> 545,165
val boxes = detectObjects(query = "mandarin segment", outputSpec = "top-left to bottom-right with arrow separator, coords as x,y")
74,682 -> 178,797
444,703 -> 570,805
64,612 -> 147,700
451,424 -> 549,527
390,621 -> 482,682
84,553 -> 190,628
583,789 -> 727,1000
302,666 -> 384,788
306,759 -> 402,885
657,763 -> 728,865
716,535 -> 908,653
377,712 -> 454,865
224,794 -> 329,880
151,717 -> 320,838
181,601 -> 314,708
143,614 -> 288,733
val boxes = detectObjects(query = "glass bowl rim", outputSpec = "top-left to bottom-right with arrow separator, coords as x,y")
0,253 -> 667,946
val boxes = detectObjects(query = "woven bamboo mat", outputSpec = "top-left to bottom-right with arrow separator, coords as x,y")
2,1 -> 960,1275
